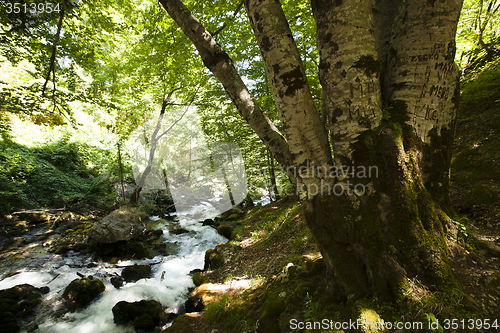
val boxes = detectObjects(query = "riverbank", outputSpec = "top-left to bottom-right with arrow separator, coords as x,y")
164,193 -> 500,333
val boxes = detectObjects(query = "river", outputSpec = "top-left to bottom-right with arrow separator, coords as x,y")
0,205 -> 228,332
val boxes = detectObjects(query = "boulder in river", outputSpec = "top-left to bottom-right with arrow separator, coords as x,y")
112,300 -> 170,331
110,276 -> 124,289
169,227 -> 190,235
0,284 -> 49,333
96,240 -> 151,260
121,264 -> 152,282
62,277 -> 105,311
216,225 -> 233,239
87,207 -> 148,244
201,218 -> 218,227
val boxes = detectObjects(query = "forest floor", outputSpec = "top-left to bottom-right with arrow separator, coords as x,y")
167,193 -> 500,333
446,75 -> 500,327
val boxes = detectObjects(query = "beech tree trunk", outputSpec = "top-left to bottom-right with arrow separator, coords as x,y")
160,0 -> 463,302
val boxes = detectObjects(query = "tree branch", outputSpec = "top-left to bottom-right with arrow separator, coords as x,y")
159,0 -> 293,168
211,0 -> 244,37
42,0 -> 67,96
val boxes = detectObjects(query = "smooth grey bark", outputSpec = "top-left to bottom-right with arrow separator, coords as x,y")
385,0 -> 462,144
383,0 -> 462,213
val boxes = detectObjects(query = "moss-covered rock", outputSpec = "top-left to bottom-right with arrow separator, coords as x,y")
201,218 -> 216,227
94,240 -> 151,260
216,225 -> 233,239
352,299 -> 384,333
157,242 -> 180,257
192,272 -> 208,287
50,221 -> 94,254
170,227 -> 190,235
203,243 -> 241,270
221,206 -> 245,220
16,212 -> 51,224
62,277 -> 105,311
112,300 -> 169,331
184,293 -> 205,313
110,277 -> 124,289
88,206 -> 148,243
1,220 -> 29,237
0,311 -> 18,333
121,264 -> 152,282
161,314 -> 195,333
0,284 -> 49,333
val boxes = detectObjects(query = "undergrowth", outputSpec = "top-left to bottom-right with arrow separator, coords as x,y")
0,136 -> 116,215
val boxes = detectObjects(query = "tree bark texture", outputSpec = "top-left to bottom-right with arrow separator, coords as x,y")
312,0 -> 383,164
161,0 -> 463,302
244,0 -> 332,168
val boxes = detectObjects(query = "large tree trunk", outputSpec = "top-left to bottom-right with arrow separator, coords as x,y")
160,0 -> 463,303
301,0 -> 463,302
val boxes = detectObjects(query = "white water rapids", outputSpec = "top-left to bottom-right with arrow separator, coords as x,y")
0,205 -> 228,333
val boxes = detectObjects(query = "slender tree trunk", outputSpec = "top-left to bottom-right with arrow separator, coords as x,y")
268,150 -> 280,201
42,0 -> 67,96
117,142 -> 126,200
129,89 -> 180,204
159,0 -> 293,169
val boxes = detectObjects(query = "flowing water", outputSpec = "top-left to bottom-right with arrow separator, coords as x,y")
0,205 -> 227,333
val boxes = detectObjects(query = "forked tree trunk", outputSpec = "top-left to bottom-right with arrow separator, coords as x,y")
161,0 -> 463,302
301,0 -> 463,301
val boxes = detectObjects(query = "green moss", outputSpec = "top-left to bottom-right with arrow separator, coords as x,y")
62,277 -> 105,310
353,299 -> 383,333
113,300 -> 168,330
192,272 -> 208,287
386,100 -> 410,123
264,293 -> 287,317
135,313 -> 155,330
257,309 -> 281,333
0,283 -> 47,329
466,184 -> 499,206
461,63 -> 500,112
203,294 -> 253,332
217,225 -> 233,239
161,314 -> 194,333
